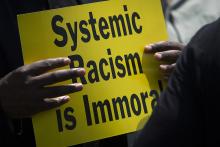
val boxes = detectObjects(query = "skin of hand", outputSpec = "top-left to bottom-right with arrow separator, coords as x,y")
0,57 -> 85,118
145,41 -> 185,79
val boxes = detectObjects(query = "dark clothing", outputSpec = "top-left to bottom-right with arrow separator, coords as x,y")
134,18 -> 220,146
0,0 -> 127,146
0,1 -> 43,146
0,0 -> 80,78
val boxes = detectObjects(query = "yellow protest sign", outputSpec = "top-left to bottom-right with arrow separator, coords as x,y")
17,0 -> 167,146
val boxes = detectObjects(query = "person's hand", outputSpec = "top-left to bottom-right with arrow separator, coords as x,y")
0,57 -> 85,118
145,41 -> 185,79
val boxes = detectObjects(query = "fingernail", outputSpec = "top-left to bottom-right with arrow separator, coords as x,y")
44,96 -> 70,103
64,58 -> 71,64
158,41 -> 166,44
73,83 -> 83,90
160,65 -> 167,70
61,95 -> 70,101
56,95 -> 70,103
77,68 -> 86,75
154,53 -> 162,60
145,45 -> 152,50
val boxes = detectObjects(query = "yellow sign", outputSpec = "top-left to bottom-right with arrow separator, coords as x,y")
17,0 -> 167,146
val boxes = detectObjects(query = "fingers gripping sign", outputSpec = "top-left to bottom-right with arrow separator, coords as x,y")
17,0 -> 168,145
0,57 -> 85,118
144,41 -> 185,78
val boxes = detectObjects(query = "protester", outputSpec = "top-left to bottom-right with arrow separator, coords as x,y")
0,1 -> 87,146
128,1 -> 220,146
1,0 -> 219,146
134,17 -> 220,147
0,0 -> 130,147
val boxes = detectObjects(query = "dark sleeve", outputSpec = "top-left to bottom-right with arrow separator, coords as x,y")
0,0 -> 10,78
132,18 -> 220,147
0,44 -> 8,78
0,0 -> 21,144
133,43 -> 197,147
0,0 -> 24,78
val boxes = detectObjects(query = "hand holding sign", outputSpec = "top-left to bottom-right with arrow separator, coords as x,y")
0,57 -> 85,118
17,0 -> 168,146
145,41 -> 185,79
